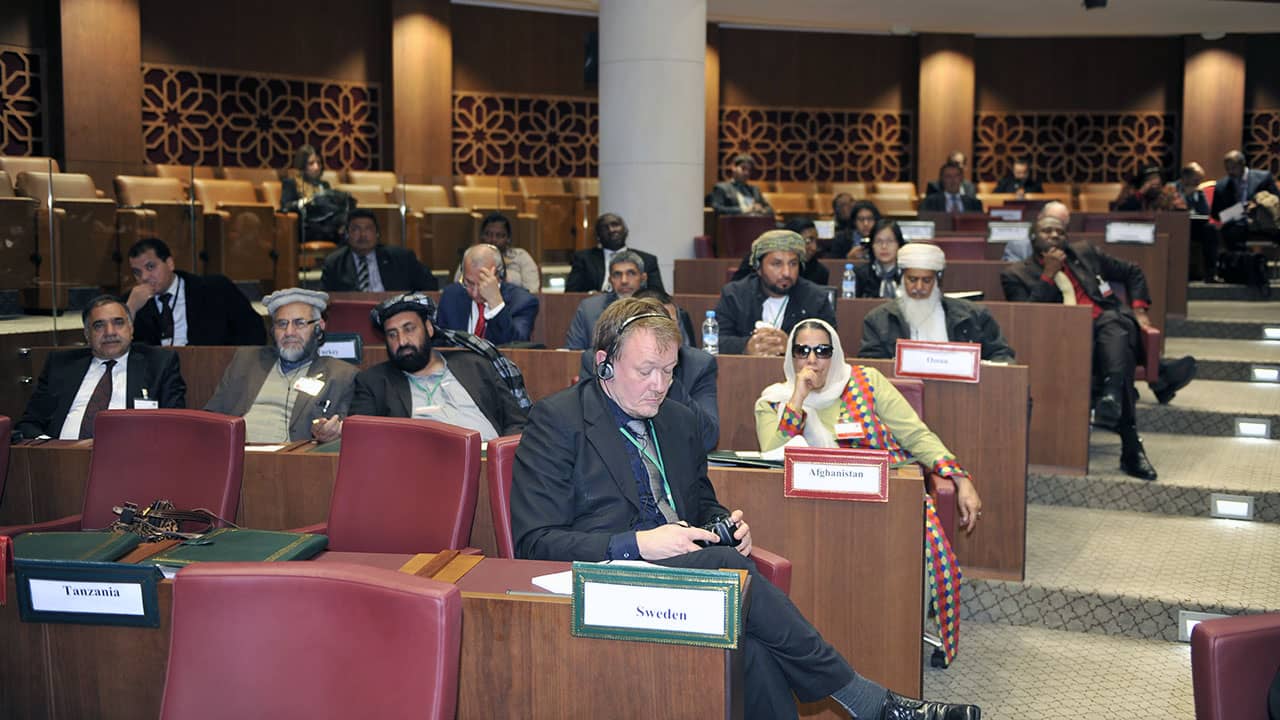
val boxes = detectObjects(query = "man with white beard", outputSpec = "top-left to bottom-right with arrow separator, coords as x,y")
857,243 -> 1015,362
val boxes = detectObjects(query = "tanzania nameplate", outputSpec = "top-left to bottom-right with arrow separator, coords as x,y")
571,562 -> 744,648
16,559 -> 162,628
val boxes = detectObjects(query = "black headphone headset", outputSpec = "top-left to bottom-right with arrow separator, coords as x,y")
595,312 -> 669,381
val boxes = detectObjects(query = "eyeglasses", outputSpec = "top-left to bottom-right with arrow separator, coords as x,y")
273,318 -> 320,331
791,343 -> 834,359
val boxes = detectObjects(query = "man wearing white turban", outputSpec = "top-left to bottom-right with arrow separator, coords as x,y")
857,244 -> 1015,362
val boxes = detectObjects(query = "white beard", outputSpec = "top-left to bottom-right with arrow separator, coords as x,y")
899,286 -> 947,341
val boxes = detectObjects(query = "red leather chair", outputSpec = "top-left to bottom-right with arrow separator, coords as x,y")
160,562 -> 462,720
0,416 -> 9,514
889,377 -> 958,542
0,410 -> 245,538
1192,612 -> 1280,720
325,299 -> 384,347
307,416 -> 481,553
484,434 -> 794,595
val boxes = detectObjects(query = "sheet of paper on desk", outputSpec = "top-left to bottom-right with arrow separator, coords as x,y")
762,435 -> 808,461
531,560 -> 662,595
1219,202 -> 1246,223
245,444 -> 288,453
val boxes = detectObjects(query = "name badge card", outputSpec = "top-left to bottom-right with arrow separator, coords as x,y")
571,562 -> 744,648
133,399 -> 159,410
987,221 -> 1031,244
15,559 -> 162,628
293,376 -> 325,396
1105,222 -> 1156,245
898,220 -> 936,241
894,339 -> 981,383
784,447 -> 889,502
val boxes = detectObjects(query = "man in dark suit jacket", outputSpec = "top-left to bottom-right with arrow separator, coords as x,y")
125,238 -> 267,347
320,209 -> 438,292
1001,216 -> 1170,480
715,230 -> 836,356
348,294 -> 526,439
17,296 -> 185,439
921,161 -> 985,213
510,297 -> 979,720
435,244 -> 538,345
993,158 -> 1044,195
1211,149 -> 1279,249
925,150 -> 977,198
564,213 -> 665,293
709,153 -> 773,216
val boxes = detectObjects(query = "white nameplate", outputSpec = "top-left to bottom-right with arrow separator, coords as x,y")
813,219 -> 835,240
894,339 -> 981,383
1219,202 -> 1246,223
898,220 -> 936,241
582,582 -> 726,636
987,221 -> 1031,244
784,447 -> 889,502
133,399 -> 159,409
27,578 -> 145,616
318,340 -> 359,360
1105,222 -> 1156,245
990,208 -> 1023,221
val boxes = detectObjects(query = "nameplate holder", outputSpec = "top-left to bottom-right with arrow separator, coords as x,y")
1105,222 -> 1156,245
987,221 -> 1031,244
15,559 -> 162,628
318,332 -> 363,364
571,562 -> 744,649
784,447 -> 889,502
897,220 -> 936,241
989,208 -> 1022,221
894,339 -> 981,383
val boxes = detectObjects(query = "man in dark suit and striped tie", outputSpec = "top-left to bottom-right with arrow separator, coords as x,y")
320,210 -> 439,292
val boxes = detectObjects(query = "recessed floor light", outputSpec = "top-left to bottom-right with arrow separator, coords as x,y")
1210,493 -> 1255,520
1235,418 -> 1272,438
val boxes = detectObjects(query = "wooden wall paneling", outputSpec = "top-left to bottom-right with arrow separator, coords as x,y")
1183,36 -> 1246,173
451,5 -> 597,97
0,0 -> 50,49
1245,34 -> 1280,110
705,23 -> 722,194
393,0 -> 453,184
918,35 -> 975,196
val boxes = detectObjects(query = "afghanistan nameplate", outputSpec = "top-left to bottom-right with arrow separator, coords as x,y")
784,447 -> 890,502
571,562 -> 745,648
1104,222 -> 1156,245
894,339 -> 981,383
16,559 -> 163,628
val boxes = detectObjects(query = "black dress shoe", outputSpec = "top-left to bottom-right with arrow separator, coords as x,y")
1120,445 -> 1158,481
880,691 -> 981,720
1093,391 -> 1122,428
1150,356 -> 1197,404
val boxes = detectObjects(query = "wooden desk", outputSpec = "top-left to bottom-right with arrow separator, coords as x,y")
1075,210 -> 1190,319
1,556 -> 741,720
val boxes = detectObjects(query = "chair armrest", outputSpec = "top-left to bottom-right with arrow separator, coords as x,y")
751,545 -> 792,597
291,522 -> 328,535
457,546 -> 482,556
0,514 -> 86,540
693,235 -> 714,258
1192,613 -> 1280,720
925,472 -> 957,543
1139,325 -> 1161,384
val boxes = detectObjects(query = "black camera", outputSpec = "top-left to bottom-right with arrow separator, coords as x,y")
694,515 -> 741,548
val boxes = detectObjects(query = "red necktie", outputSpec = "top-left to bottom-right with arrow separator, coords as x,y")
79,359 -> 117,439
473,302 -> 486,338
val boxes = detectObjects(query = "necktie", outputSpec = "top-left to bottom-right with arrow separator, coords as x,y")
626,420 -> 678,523
158,293 -> 174,341
356,254 -> 370,291
79,359 -> 117,439
473,302 -> 486,338
947,194 -> 960,213
1053,272 -> 1078,306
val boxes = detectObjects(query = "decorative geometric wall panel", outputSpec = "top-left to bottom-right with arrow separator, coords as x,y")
973,113 -> 1177,183
1244,111 -> 1280,176
719,107 -> 914,182
0,46 -> 46,157
452,93 -> 598,177
141,64 -> 381,170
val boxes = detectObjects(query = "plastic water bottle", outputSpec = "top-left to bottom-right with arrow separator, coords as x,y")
702,310 -> 719,355
841,263 -> 857,299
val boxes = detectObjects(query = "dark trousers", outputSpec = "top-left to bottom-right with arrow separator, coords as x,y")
657,546 -> 856,720
1092,309 -> 1141,433
1192,219 -> 1219,281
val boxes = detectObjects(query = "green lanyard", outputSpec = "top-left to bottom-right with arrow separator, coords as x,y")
767,296 -> 789,327
407,372 -> 446,406
619,421 -> 677,514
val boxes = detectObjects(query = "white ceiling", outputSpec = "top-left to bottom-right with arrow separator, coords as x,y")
458,0 -> 1280,37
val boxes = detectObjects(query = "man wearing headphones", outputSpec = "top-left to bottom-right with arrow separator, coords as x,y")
436,244 -> 539,345
511,298 -> 980,720
857,243 -> 1015,362
713,230 -> 837,356
347,293 -> 527,439
205,288 -> 356,443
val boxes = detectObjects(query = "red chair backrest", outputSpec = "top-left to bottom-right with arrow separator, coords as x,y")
81,410 -> 244,530
888,377 -> 924,417
0,416 -> 9,509
325,300 -> 383,347
328,416 -> 481,553
486,434 -> 522,558
161,562 -> 462,720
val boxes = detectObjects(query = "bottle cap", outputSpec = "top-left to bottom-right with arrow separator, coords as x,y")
706,310 -> 715,317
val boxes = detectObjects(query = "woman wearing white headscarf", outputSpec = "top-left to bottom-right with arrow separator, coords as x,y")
753,318 -> 981,528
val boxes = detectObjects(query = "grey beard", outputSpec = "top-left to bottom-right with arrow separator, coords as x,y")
899,285 -> 943,331
278,333 -> 319,363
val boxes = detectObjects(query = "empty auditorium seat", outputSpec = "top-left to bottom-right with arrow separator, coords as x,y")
149,164 -> 217,196
572,177 -> 599,197
335,183 -> 414,249
873,181 -> 919,202
15,171 -> 119,296
0,171 -> 38,291
1191,612 -> 1280,720
192,178 -> 279,287
772,180 -> 820,195
396,184 -> 451,211
829,181 -> 869,199
518,176 -> 571,196
114,175 -> 204,273
348,170 -> 400,196
762,191 -> 813,214
219,167 -> 283,185
0,156 -> 60,192
868,193 -> 918,216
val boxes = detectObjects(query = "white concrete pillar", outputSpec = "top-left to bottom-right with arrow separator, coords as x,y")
598,0 -> 706,285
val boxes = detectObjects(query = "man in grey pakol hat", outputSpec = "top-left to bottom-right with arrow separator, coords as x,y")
713,230 -> 836,356
205,288 -> 356,443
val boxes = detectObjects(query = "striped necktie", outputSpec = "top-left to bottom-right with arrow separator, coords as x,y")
79,359 -> 117,439
627,420 -> 678,523
355,254 -> 370,291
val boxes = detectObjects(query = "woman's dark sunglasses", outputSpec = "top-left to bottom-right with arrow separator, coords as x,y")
791,343 -> 834,359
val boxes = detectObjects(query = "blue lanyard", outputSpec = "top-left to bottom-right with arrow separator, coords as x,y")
618,421 -> 677,514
